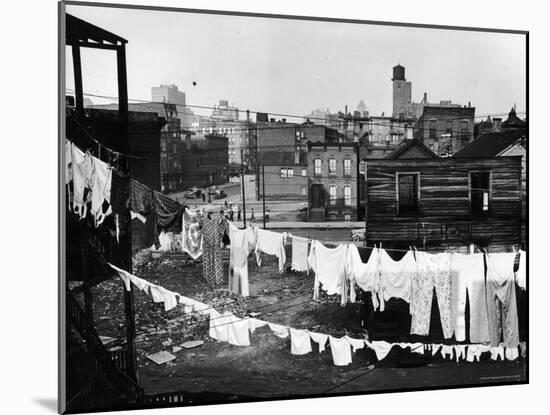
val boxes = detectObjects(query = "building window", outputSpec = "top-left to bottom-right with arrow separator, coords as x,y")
344,214 -> 351,222
329,185 -> 337,206
429,120 -> 437,140
359,161 -> 365,174
328,158 -> 336,176
301,168 -> 307,177
470,172 -> 490,215
344,185 -> 352,206
461,120 -> 469,138
280,168 -> 293,178
301,186 -> 307,196
314,158 -> 322,176
397,173 -> 419,214
446,120 -> 453,135
344,159 -> 351,177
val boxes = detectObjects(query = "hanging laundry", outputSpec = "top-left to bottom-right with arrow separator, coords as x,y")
192,301 -> 211,315
72,146 -> 94,219
516,250 -> 526,290
411,252 -> 452,338
308,331 -> 328,353
149,285 -> 165,304
490,345 -> 505,361
129,178 -> 153,217
248,318 -> 268,334
466,344 -> 491,362
308,241 -> 349,303
255,228 -> 287,272
130,211 -> 147,223
431,344 -> 442,356
378,249 -> 416,311
158,231 -> 174,252
268,322 -> 289,339
129,274 -> 150,294
329,336 -> 352,366
228,222 -> 257,297
455,344 -> 468,362
450,253 -> 489,343
366,340 -> 393,361
290,235 -> 309,273
181,208 -> 203,259
227,314 -> 251,347
344,336 -> 366,353
153,191 -> 182,232
441,345 -> 454,360
209,310 -> 233,342
201,217 -> 226,287
161,288 -> 178,311
486,253 -> 519,348
290,329 -> 312,355
178,296 -> 195,314
65,141 -> 76,210
110,170 -> 129,215
505,347 -> 519,361
347,245 -> 381,309
109,263 -> 132,291
89,156 -> 112,227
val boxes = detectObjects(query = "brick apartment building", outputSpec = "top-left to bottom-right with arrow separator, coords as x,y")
307,142 -> 359,221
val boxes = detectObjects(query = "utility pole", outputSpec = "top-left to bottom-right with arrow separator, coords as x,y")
262,164 -> 266,229
241,149 -> 246,228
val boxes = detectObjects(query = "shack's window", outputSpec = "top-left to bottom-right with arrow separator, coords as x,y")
398,173 -> 419,214
470,172 -> 490,215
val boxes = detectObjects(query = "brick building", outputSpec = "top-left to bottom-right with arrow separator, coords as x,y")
256,118 -> 339,200
413,105 -> 476,155
181,133 -> 229,189
307,142 -> 359,221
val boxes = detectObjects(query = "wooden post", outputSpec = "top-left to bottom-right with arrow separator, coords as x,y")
262,164 -> 266,229
241,149 -> 246,228
71,44 -> 84,120
117,43 -> 136,382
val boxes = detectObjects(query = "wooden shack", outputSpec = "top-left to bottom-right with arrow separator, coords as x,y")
364,139 -> 522,252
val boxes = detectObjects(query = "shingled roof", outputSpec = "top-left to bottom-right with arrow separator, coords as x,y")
454,130 -> 526,158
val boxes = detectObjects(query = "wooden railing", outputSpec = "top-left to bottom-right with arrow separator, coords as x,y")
67,294 -> 144,403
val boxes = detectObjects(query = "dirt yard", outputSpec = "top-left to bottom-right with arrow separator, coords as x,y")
86,249 -> 526,400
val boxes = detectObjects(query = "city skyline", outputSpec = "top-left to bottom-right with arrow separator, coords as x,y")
66,5 -> 526,121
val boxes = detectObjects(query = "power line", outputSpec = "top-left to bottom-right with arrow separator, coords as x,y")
66,89 -> 526,128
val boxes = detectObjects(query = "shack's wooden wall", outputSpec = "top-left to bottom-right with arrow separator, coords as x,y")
365,156 -> 522,252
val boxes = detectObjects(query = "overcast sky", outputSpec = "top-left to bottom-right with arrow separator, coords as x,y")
66,4 -> 526,121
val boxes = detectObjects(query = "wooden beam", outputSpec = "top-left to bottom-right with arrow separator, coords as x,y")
71,44 -> 84,120
67,40 -> 121,51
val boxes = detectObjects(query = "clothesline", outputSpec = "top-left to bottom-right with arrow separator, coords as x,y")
108,263 -> 524,367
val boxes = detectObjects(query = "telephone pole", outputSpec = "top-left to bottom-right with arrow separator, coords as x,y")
241,148 -> 246,228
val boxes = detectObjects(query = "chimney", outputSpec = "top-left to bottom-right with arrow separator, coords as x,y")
246,109 -> 250,122
345,105 -> 348,116
423,92 -> 427,103
468,101 -> 471,107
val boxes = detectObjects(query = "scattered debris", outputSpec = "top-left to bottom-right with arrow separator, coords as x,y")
248,312 -> 261,318
180,340 -> 204,349
162,338 -> 173,347
99,336 -> 117,346
147,351 -> 176,365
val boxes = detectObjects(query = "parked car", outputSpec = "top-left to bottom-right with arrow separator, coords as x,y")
350,228 -> 366,241
184,187 -> 202,199
213,190 -> 227,199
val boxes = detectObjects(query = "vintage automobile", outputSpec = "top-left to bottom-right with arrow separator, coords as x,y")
184,187 -> 202,199
350,228 -> 366,241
